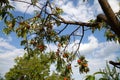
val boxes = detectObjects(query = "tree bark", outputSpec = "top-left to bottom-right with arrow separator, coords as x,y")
98,0 -> 120,37
97,14 -> 107,23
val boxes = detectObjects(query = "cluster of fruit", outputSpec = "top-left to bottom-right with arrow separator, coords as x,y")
77,56 -> 89,73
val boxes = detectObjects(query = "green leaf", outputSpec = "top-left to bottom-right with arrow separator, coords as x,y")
106,63 -> 111,74
88,19 -> 95,23
55,7 -> 63,15
3,27 -> 11,35
85,75 -> 95,80
31,0 -> 38,6
93,71 -> 106,75
56,20 -> 61,26
21,40 -> 27,46
23,31 -> 27,39
0,11 -> 6,19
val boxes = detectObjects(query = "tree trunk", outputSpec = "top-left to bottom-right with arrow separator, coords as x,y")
98,0 -> 120,37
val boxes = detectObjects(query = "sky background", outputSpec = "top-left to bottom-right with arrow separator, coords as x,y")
0,0 -> 120,80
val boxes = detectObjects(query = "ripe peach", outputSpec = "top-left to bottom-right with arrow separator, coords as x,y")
63,53 -> 68,58
83,64 -> 88,67
77,59 -> 82,64
64,77 -> 68,80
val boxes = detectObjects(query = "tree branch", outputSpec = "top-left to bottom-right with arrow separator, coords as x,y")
109,61 -> 120,69
56,15 -> 98,27
98,0 -> 120,37
97,14 -> 107,23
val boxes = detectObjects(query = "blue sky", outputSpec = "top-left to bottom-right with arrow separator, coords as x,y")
0,0 -> 120,80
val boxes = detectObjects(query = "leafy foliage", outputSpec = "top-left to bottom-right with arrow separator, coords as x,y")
5,51 -> 51,80
85,61 -> 120,80
0,0 -> 14,20
5,49 -> 75,80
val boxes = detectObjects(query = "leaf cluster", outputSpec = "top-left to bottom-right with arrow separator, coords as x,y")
5,50 -> 51,80
85,60 -> 120,80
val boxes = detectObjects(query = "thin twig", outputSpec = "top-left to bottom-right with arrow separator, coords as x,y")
24,4 -> 31,17
74,26 -> 84,57
58,24 -> 68,35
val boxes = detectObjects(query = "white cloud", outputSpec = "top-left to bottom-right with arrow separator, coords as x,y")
67,35 -> 120,58
9,0 -> 41,14
9,0 -> 119,21
70,35 -> 120,80
54,0 -> 119,21
108,0 -> 120,12
0,37 -> 24,76
93,41 -> 120,58
60,1 -> 97,21
79,35 -> 98,54
0,37 -> 16,50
